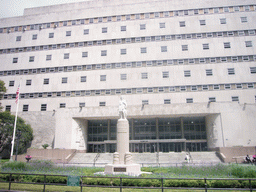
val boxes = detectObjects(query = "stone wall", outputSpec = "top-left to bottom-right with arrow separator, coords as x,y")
17,111 -> 56,149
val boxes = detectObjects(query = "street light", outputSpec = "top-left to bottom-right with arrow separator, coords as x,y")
15,130 -> 22,161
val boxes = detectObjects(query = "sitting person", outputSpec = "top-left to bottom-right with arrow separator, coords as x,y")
245,155 -> 251,163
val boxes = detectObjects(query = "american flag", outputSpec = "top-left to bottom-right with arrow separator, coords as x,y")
15,86 -> 20,104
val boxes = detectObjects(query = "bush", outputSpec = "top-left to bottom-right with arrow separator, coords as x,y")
1,161 -> 27,171
210,180 -> 241,188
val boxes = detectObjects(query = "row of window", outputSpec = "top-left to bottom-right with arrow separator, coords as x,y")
10,40 -> 254,63
2,55 -> 256,77
7,67 -> 255,88
14,16 -> 250,42
2,29 -> 255,55
5,94 -> 255,112
1,4 -> 255,34
3,82 -> 256,101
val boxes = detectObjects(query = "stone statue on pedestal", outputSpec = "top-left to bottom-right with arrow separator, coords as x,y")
119,96 -> 127,119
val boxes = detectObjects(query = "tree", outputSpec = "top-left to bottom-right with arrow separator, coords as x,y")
0,80 -> 7,111
0,111 -> 33,157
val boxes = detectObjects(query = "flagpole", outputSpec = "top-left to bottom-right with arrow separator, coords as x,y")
10,83 -> 21,161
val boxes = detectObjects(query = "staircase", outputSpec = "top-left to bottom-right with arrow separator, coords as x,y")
68,151 -> 222,166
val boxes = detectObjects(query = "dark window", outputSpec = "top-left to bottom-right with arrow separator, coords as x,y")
9,81 -> 14,87
81,76 -> 87,82
49,33 -> 54,38
41,104 -> 47,111
44,78 -> 49,85
29,56 -> 35,62
16,36 -> 21,41
62,77 -> 68,83
5,105 -> 11,111
23,105 -> 29,112
32,34 -> 37,40
46,55 -> 52,61
13,58 -> 18,63
66,31 -> 71,36
26,79 -> 32,86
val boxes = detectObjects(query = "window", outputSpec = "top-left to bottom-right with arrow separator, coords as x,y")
214,8 -> 219,13
147,88 -> 153,93
184,70 -> 191,77
159,22 -> 165,28
203,44 -> 209,50
49,33 -> 54,38
120,74 -> 127,80
99,102 -> 106,106
79,103 -> 85,108
180,86 -> 186,91
16,36 -> 21,41
220,18 -> 226,24
9,81 -> 14,87
141,72 -> 148,79
84,29 -> 89,35
121,26 -> 126,31
245,41 -> 252,47
29,56 -> 35,62
100,75 -> 106,81
101,50 -> 107,56
140,24 -> 146,30
225,84 -> 231,89
202,85 -> 209,90
41,104 -> 47,111
162,71 -> 169,78
250,67 -> 256,74
60,103 -> 66,108
66,31 -> 71,36
180,21 -> 186,27
247,83 -> 254,89
5,105 -> 11,111
82,52 -> 88,57
206,69 -> 213,76
200,20 -> 206,25
141,47 -> 147,53
142,100 -> 149,105
23,105 -> 29,112
62,77 -> 68,84
32,34 -> 37,40
224,42 -> 231,48
209,97 -> 216,102
191,86 -> 197,91
240,17 -> 247,23
224,7 -> 229,12
121,49 -> 126,55
81,76 -> 86,82
232,96 -> 239,102
13,58 -> 18,63
182,45 -> 188,51
164,99 -> 171,104
46,55 -> 52,61
236,84 -> 242,89
213,84 -> 220,90
228,68 -> 235,75
186,98 -> 193,103
102,27 -> 107,33
26,79 -> 31,86
44,78 -> 49,85
161,46 -> 167,52
64,53 -> 69,59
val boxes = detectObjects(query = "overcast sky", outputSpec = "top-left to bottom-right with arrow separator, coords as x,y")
0,0 -> 86,18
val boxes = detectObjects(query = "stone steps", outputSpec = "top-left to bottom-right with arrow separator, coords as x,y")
69,151 -> 222,165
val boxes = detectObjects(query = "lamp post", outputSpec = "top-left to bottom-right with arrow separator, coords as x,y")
15,130 -> 21,161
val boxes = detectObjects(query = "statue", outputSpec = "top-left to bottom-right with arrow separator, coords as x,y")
119,96 -> 127,119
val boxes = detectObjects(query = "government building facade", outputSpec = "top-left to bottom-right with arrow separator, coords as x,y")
0,0 -> 255,153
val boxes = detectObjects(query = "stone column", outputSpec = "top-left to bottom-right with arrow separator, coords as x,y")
117,119 -> 129,164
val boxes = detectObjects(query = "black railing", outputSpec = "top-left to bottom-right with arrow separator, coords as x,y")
0,172 -> 255,192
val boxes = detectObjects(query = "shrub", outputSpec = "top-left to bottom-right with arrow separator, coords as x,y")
1,161 -> 27,171
42,144 -> 49,149
211,180 -> 241,188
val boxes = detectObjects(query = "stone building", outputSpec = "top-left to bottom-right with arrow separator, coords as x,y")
0,0 -> 255,153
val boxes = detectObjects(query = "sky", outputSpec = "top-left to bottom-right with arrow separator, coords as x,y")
0,0 -> 87,18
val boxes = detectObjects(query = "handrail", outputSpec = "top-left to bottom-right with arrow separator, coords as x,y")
93,153 -> 100,167
0,172 -> 255,192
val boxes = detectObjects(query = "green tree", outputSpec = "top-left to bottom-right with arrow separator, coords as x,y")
0,80 -> 7,111
0,111 -> 33,156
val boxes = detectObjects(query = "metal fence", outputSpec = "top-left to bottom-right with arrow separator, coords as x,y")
0,172 -> 255,192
